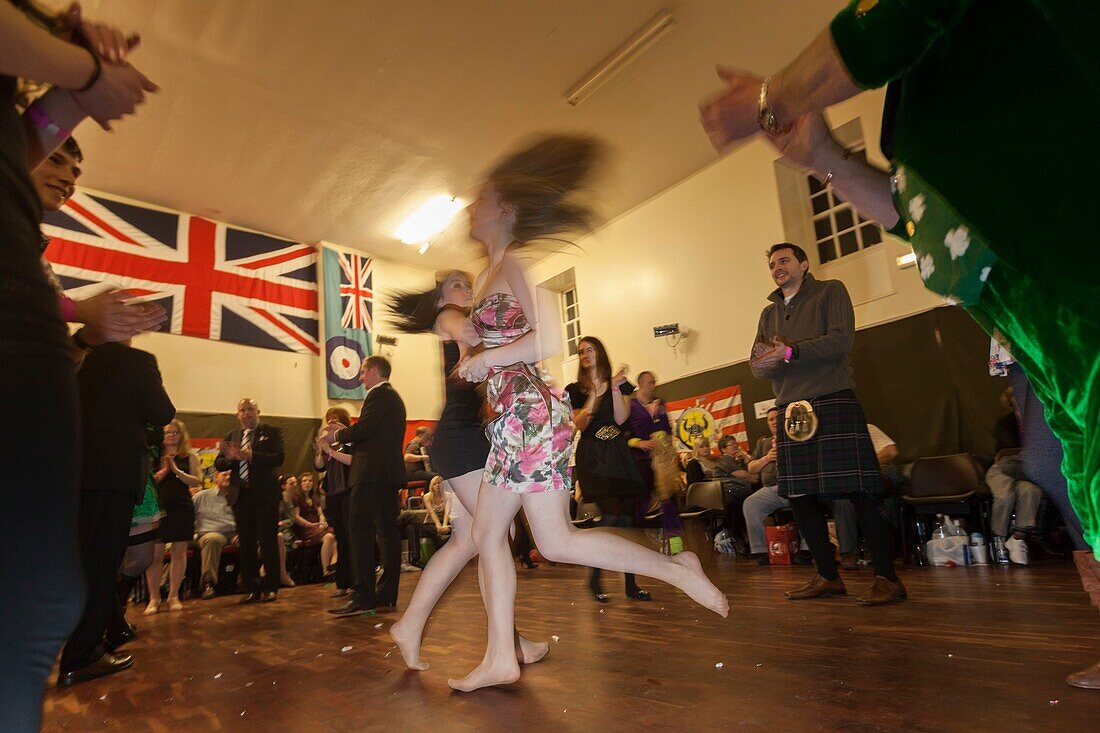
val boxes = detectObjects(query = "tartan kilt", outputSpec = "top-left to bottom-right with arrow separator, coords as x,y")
775,390 -> 883,499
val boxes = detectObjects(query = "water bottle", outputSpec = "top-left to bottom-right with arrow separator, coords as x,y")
992,536 -> 1010,565
931,514 -> 947,540
912,519 -> 929,566
969,532 -> 989,564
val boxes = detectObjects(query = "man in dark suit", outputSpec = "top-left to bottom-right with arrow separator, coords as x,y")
58,340 -> 175,687
215,398 -> 285,603
328,356 -> 407,616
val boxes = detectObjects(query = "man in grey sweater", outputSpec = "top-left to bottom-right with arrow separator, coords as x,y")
750,243 -> 905,606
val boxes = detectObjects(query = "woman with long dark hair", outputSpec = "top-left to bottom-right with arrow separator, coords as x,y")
566,336 -> 649,603
387,270 -> 548,671
452,135 -> 727,692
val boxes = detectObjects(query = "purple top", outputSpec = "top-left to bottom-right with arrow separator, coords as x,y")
628,397 -> 671,462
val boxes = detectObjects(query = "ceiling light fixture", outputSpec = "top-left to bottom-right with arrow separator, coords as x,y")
896,251 -> 917,269
395,195 -> 465,245
564,10 -> 676,107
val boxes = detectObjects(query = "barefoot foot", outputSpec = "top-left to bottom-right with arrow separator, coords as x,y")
516,634 -> 549,665
389,618 -> 430,671
448,657 -> 521,692
672,551 -> 729,618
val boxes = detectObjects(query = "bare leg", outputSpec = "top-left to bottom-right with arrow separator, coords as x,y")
143,542 -> 164,615
447,483 -> 523,692
391,470 -> 547,671
166,542 -> 187,610
321,533 -> 337,571
524,491 -> 728,617
278,539 -> 295,587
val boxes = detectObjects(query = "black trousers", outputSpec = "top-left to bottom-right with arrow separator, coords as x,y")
349,482 -> 401,608
326,490 -> 354,590
789,493 -> 897,582
590,495 -> 641,594
1,355 -> 84,732
59,491 -> 136,672
232,490 -> 280,594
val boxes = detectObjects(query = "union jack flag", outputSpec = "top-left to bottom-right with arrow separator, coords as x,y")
337,252 -> 373,331
42,190 -> 319,355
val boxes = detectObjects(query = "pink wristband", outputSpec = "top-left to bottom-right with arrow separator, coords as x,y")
28,106 -> 72,139
59,296 -> 78,322
783,346 -> 793,362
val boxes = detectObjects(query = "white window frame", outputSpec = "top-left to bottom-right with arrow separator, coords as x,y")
806,146 -> 885,266
561,286 -> 581,357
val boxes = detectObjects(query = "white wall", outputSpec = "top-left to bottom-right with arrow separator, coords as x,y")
528,90 -> 942,389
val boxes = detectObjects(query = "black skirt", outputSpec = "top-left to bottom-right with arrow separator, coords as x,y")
775,390 -> 883,499
574,434 -> 643,502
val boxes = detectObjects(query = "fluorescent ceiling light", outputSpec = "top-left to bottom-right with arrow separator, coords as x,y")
564,10 -> 676,107
896,252 -> 916,269
395,195 -> 464,245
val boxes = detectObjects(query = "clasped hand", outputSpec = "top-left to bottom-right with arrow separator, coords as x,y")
751,337 -> 789,371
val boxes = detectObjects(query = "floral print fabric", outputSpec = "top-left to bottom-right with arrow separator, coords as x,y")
472,293 -> 573,493
892,164 -> 1000,307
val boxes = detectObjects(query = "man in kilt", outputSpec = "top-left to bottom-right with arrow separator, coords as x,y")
750,243 -> 905,605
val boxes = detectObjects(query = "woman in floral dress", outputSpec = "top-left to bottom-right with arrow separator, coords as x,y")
450,135 -> 728,693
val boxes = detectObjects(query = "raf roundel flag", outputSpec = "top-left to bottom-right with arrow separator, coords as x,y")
323,247 -> 373,399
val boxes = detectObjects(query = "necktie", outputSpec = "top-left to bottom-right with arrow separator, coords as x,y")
239,429 -> 252,483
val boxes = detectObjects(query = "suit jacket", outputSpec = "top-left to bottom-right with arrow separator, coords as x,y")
77,342 -> 176,497
214,423 -> 285,507
336,382 -> 407,489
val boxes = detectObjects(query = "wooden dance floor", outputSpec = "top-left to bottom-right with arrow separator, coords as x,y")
43,543 -> 1100,732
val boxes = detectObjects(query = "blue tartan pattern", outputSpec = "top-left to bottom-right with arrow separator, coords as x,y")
775,390 -> 883,498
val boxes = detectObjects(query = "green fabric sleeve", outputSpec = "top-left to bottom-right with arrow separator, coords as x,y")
830,0 -> 977,89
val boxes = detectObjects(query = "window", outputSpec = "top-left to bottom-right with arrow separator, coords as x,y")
561,287 -> 581,357
806,148 -> 884,264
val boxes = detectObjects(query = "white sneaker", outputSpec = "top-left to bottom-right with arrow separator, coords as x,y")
1005,536 -> 1029,565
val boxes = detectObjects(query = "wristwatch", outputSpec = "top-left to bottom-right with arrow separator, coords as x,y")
757,77 -> 791,136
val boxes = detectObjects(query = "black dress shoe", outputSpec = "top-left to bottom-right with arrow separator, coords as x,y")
626,589 -> 652,601
239,592 -> 261,604
331,588 -> 348,598
57,652 -> 133,687
591,591 -> 609,603
261,591 -> 277,602
104,624 -> 137,652
328,601 -> 374,616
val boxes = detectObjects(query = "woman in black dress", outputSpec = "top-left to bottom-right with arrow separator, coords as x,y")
386,271 -> 547,671
145,419 -> 201,613
566,336 -> 650,603
315,407 -> 353,595
1,3 -> 157,723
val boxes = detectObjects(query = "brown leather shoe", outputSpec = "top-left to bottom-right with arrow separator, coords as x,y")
856,576 -> 908,606
785,574 -> 847,600
1066,659 -> 1100,689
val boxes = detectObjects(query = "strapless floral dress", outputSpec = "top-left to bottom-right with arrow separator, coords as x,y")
471,292 -> 573,493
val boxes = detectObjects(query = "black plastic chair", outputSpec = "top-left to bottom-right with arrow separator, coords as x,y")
900,453 -> 992,561
681,481 -> 726,540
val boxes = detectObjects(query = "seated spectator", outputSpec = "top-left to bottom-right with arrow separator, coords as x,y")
299,471 -> 323,510
397,476 -> 452,569
269,476 -> 297,587
714,435 -> 754,554
684,438 -> 717,486
832,423 -> 901,570
742,407 -> 808,566
404,426 -> 438,482
986,386 -> 1043,565
287,474 -> 337,575
192,470 -> 238,599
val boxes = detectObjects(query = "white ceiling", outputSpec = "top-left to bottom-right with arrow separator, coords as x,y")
66,1 -> 841,269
